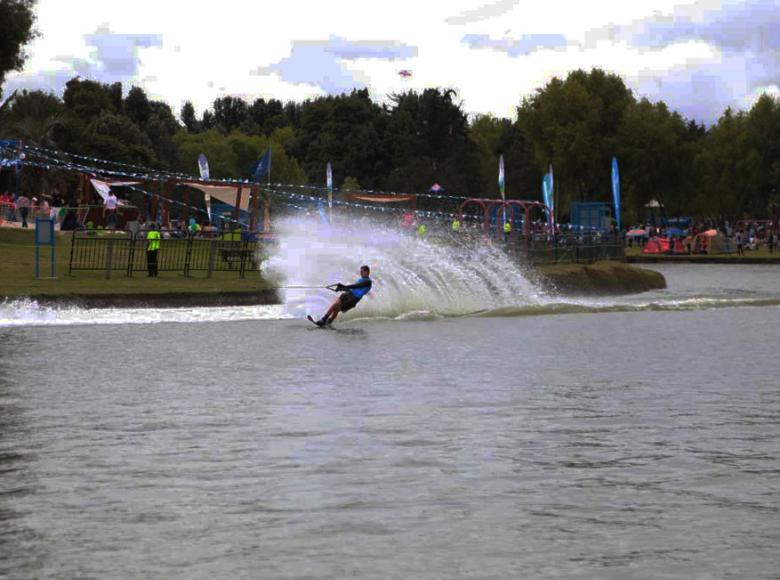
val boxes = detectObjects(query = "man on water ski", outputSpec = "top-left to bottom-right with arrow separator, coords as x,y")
313,265 -> 372,326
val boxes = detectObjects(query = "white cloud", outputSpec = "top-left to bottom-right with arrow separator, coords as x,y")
2,0 -> 777,125
252,36 -> 417,94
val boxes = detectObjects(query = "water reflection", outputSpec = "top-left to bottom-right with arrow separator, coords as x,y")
0,333 -> 43,577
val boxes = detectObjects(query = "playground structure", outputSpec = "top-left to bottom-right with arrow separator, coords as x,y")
458,198 -> 550,237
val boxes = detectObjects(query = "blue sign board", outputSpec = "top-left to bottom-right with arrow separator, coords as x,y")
35,218 -> 56,278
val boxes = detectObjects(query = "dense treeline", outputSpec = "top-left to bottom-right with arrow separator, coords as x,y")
2,69 -> 780,223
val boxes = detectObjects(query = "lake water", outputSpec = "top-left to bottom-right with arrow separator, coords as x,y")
1,259 -> 779,578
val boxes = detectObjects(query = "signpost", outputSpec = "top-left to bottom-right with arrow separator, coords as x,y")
35,217 -> 56,279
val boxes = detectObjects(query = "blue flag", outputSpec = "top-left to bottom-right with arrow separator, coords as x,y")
251,147 -> 272,181
611,157 -> 621,231
542,170 -> 554,226
498,154 -> 505,200
326,162 -> 333,209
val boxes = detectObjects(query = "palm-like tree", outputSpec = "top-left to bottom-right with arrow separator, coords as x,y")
12,111 -> 63,147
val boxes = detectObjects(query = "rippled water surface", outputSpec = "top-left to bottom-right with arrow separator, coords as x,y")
1,265 -> 779,579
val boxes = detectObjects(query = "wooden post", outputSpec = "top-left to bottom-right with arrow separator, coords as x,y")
79,173 -> 88,205
183,187 -> 190,224
150,181 -> 159,223
250,186 -> 260,231
163,180 -> 173,228
105,238 -> 113,280
233,185 -> 243,227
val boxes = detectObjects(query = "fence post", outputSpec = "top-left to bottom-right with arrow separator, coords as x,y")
184,234 -> 193,277
127,232 -> 135,277
239,241 -> 247,279
207,239 -> 216,278
68,231 -> 76,276
106,238 -> 114,280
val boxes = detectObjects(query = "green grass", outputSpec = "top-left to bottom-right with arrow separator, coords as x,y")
0,228 -> 270,299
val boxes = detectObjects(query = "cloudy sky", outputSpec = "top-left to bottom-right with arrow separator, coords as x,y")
5,0 -> 779,125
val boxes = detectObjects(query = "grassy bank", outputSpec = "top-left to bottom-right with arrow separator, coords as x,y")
533,261 -> 667,295
0,228 -> 272,301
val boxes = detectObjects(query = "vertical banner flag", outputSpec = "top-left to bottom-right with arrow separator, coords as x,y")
252,147 -> 272,182
197,153 -> 210,180
498,154 -> 505,201
611,156 -> 621,232
548,164 -> 554,227
542,173 -> 551,221
326,162 -> 333,209
198,153 -> 211,223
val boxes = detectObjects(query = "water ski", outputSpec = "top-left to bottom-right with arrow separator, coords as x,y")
307,315 -> 329,328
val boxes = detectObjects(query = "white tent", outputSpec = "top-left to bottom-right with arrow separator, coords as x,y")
185,182 -> 252,211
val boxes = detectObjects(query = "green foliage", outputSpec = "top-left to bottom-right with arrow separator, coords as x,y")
2,89 -> 63,146
173,129 -> 306,184
289,89 -> 385,188
342,176 -> 361,191
381,88 -> 482,193
618,99 -> 693,218
517,69 -> 634,214
86,111 -> 157,166
0,0 -> 37,97
3,65 -> 780,222
470,114 -> 541,198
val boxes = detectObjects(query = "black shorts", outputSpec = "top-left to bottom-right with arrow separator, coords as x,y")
339,292 -> 360,312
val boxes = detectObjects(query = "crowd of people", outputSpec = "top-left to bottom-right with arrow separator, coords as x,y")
625,219 -> 778,255
0,189 -> 83,230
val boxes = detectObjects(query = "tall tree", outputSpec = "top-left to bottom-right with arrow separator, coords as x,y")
211,96 -> 250,134
0,0 -> 38,98
124,86 -> 151,128
382,88 -> 481,194
181,101 -> 199,133
4,89 -> 63,146
516,69 -> 634,215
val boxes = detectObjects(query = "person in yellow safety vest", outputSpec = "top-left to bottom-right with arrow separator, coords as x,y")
452,218 -> 461,232
146,223 -> 161,277
503,220 -> 512,235
416,223 -> 427,236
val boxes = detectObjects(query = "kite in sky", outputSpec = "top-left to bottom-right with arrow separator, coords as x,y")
398,69 -> 412,78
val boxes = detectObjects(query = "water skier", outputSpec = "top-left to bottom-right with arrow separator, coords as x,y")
311,265 -> 372,326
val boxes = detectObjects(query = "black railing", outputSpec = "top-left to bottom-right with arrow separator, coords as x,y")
522,234 -> 625,264
68,230 -> 269,278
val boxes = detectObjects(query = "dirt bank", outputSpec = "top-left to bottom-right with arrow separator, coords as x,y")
533,261 -> 666,295
24,290 -> 281,309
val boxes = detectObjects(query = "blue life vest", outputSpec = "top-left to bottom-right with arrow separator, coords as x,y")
350,276 -> 372,299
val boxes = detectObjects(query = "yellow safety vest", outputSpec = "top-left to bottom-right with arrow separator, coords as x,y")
417,224 -> 427,236
503,221 -> 511,234
452,219 -> 461,231
147,230 -> 161,251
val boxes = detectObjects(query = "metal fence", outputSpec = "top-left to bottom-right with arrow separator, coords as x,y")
440,230 -> 625,264
521,235 -> 625,264
68,230 -> 268,278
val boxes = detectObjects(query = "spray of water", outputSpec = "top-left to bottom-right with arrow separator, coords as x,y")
262,215 -> 547,320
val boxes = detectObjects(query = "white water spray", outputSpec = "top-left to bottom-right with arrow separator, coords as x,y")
263,215 -> 547,320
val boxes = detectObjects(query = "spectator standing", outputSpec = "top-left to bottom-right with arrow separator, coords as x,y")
104,190 -> 118,230
146,223 -> 161,277
16,194 -> 30,228
0,192 -> 11,224
736,231 -> 744,256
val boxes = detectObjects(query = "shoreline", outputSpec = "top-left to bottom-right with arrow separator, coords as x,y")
4,262 -> 666,308
627,255 -> 780,264
9,290 -> 281,309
